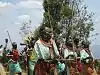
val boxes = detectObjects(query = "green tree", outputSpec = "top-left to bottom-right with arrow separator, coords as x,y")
59,0 -> 95,45
34,0 -> 95,46
42,0 -> 72,40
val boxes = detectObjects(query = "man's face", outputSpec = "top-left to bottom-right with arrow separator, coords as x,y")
42,27 -> 52,42
12,45 -> 17,49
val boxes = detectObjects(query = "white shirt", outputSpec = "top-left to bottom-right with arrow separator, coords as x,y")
34,39 -> 59,59
63,48 -> 77,58
80,49 -> 89,60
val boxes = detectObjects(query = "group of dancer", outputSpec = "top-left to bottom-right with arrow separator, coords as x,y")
0,26 -> 97,75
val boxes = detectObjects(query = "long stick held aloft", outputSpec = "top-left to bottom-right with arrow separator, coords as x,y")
7,30 -> 12,45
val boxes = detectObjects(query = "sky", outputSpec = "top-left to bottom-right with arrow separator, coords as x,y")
0,0 -> 44,47
84,0 -> 100,45
0,0 -> 100,47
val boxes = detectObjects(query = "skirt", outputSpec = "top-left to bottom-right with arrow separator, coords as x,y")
34,60 -> 58,75
9,61 -> 22,75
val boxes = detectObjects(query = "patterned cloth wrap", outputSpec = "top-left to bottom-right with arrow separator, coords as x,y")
28,48 -> 37,75
9,60 -> 22,75
29,60 -> 36,75
28,48 -> 37,61
34,59 -> 57,75
76,57 -> 83,72
57,62 -> 65,73
34,39 -> 65,75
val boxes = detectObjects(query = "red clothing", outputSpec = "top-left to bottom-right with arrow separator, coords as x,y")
77,61 -> 83,72
11,49 -> 19,62
34,61 -> 56,75
77,58 -> 83,72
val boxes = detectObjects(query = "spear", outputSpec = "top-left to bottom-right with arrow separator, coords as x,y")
7,30 -> 12,45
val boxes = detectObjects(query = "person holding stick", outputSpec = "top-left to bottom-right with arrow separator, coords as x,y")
7,42 -> 22,75
34,26 -> 61,75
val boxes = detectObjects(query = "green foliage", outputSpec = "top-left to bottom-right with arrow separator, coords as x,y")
42,0 -> 73,40
33,26 -> 40,41
61,4 -> 73,19
33,0 -> 95,46
59,0 -> 95,45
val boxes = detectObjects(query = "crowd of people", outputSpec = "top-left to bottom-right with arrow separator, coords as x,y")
0,26 -> 97,75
